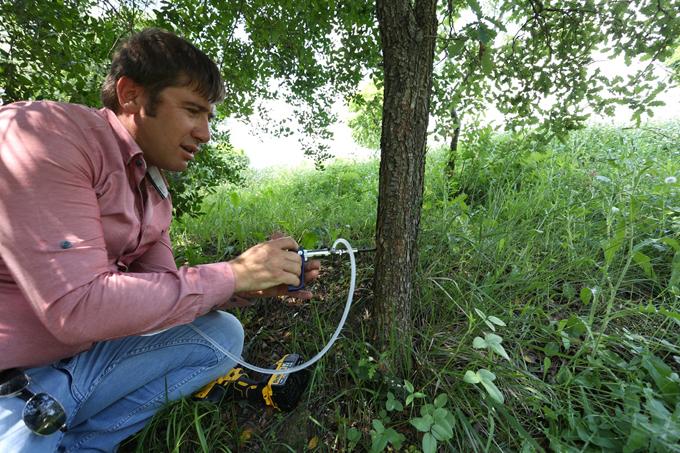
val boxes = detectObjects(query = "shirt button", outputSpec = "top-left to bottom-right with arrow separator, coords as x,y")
60,240 -> 72,249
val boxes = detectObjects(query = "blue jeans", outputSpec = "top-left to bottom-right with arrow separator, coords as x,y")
0,311 -> 244,452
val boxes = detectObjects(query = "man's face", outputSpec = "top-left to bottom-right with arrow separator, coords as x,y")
133,85 -> 213,172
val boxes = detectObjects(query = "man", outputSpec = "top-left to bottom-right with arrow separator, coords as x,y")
0,28 -> 319,452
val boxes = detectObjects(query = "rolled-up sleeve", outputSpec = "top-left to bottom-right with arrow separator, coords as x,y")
0,103 -> 235,347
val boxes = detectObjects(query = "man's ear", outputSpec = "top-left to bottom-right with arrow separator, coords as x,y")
115,76 -> 144,114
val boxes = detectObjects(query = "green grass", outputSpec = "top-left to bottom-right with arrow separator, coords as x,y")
123,123 -> 680,452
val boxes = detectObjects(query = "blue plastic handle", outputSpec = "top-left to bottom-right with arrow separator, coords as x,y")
288,249 -> 305,291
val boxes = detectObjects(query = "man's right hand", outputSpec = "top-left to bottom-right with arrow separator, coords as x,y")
228,237 -> 302,293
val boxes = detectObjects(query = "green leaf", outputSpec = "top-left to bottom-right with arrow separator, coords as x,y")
432,407 -> 450,420
385,428 -> 405,450
431,420 -> 453,441
449,38 -> 467,56
661,238 -> 680,253
659,307 -> 680,324
431,409 -> 454,441
642,353 -> 680,402
565,315 -> 588,337
545,342 -> 560,357
486,16 -> 507,33
543,357 -> 551,378
404,380 -> 415,394
556,366 -> 572,384
623,416 -> 650,453
484,319 -> 497,332
485,333 -> 502,345
347,427 -> 361,443
480,377 -> 505,404
485,333 -> 511,361
645,394 -> 671,424
488,316 -> 506,327
477,369 -> 496,382
472,336 -> 487,348
370,433 -> 388,453
406,391 -> 425,406
560,331 -> 571,351
590,429 -> 618,449
580,287 -> 592,305
422,432 -> 437,453
385,392 -> 403,412
463,370 -> 481,384
477,23 -> 494,45
410,415 -> 433,432
466,0 -> 483,17
434,394 -> 448,408
632,251 -> 654,278
300,230 -> 320,249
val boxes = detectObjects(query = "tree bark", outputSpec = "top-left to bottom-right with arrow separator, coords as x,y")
446,107 -> 460,181
373,0 -> 438,372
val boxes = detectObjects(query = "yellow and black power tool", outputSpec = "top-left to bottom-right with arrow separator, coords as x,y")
194,354 -> 309,412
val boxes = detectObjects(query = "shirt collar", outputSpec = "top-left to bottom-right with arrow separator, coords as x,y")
147,166 -> 169,199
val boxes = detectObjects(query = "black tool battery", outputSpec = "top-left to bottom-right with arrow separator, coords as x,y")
194,354 -> 310,412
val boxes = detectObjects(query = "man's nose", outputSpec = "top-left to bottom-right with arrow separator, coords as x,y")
193,117 -> 210,144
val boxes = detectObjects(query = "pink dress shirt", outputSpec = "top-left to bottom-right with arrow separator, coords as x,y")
0,101 -> 235,369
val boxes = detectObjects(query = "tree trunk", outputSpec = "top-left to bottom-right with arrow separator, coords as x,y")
445,107 -> 460,182
373,0 -> 438,373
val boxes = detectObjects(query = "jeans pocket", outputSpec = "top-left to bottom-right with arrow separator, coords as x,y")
52,356 -> 83,402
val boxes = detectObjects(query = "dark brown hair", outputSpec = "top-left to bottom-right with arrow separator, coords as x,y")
101,28 -> 224,115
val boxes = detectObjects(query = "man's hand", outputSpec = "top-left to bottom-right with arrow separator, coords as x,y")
234,259 -> 321,301
228,237 -> 320,295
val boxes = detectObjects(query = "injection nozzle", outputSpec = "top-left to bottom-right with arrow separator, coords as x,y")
300,247 -> 375,260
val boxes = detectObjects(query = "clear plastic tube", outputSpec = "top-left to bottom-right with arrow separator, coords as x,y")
189,238 -> 356,375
